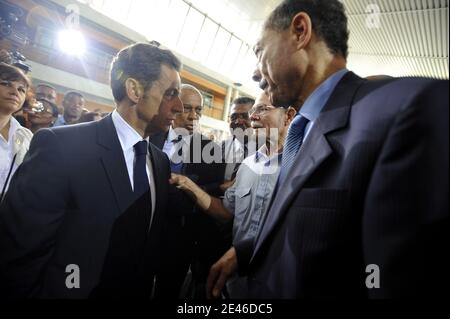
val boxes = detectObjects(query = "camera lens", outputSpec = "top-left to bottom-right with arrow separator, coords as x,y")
32,101 -> 45,113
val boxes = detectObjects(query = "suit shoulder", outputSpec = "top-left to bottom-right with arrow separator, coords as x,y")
359,77 -> 445,97
48,121 -> 98,140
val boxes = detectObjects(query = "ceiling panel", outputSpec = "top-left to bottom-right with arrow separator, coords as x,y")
189,0 -> 448,79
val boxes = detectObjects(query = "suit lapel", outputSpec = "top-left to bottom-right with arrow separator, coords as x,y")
252,72 -> 366,262
97,115 -> 135,215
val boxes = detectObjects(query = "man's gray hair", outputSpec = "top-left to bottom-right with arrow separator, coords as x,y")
181,84 -> 204,106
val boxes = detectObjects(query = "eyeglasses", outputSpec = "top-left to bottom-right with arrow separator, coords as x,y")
249,104 -> 277,116
31,100 -> 58,117
230,112 -> 249,122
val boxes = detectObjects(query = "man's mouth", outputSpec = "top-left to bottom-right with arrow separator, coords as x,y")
251,122 -> 263,129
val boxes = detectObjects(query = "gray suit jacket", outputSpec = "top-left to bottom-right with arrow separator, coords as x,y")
245,72 -> 449,298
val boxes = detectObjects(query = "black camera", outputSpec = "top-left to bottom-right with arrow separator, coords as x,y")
9,50 -> 31,73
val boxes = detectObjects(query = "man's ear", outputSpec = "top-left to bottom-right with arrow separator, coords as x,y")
285,107 -> 297,125
290,12 -> 313,50
125,78 -> 143,104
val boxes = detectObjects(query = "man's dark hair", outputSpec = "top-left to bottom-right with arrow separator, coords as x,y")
110,43 -> 182,102
232,97 -> 255,106
63,91 -> 84,101
36,83 -> 57,92
265,0 -> 349,58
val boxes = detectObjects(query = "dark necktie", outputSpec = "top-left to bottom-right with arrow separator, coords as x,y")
133,140 -> 150,197
231,136 -> 249,180
278,115 -> 310,185
170,135 -> 184,174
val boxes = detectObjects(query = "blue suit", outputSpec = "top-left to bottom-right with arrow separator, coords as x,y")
244,73 -> 449,298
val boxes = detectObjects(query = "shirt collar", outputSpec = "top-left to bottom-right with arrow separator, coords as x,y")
56,114 -> 66,125
255,143 -> 280,162
299,69 -> 349,122
167,126 -> 178,143
111,110 -> 148,152
1,117 -> 20,144
167,126 -> 191,144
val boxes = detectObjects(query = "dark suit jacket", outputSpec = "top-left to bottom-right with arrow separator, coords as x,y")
150,132 -> 229,297
243,73 -> 449,298
0,115 -> 175,299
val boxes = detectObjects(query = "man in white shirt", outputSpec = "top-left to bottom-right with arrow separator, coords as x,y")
222,97 -> 257,190
0,43 -> 185,299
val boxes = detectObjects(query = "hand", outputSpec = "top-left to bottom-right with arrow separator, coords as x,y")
220,179 -> 235,192
207,247 -> 238,299
169,173 -> 211,210
169,173 -> 197,193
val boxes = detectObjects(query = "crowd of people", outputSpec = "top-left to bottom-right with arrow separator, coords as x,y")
0,0 -> 448,299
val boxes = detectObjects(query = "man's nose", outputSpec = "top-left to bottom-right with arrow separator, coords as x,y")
173,97 -> 183,114
253,69 -> 268,90
188,110 -> 199,120
252,69 -> 262,83
249,111 -> 259,122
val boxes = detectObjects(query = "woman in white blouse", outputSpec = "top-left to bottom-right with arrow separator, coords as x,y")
0,63 -> 33,200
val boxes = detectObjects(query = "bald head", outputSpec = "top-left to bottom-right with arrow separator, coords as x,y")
173,84 -> 204,134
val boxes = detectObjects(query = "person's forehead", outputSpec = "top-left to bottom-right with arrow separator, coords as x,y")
254,94 -> 272,107
254,27 -> 271,49
37,86 -> 56,94
232,103 -> 253,113
66,95 -> 84,102
158,64 -> 181,86
180,89 -> 202,104
0,77 -> 28,87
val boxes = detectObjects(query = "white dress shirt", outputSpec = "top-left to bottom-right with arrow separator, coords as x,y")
162,126 -> 191,162
222,136 -> 257,181
111,111 -> 156,221
0,117 -> 32,193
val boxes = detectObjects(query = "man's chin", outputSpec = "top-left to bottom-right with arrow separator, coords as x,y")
230,125 -> 248,131
270,93 -> 293,109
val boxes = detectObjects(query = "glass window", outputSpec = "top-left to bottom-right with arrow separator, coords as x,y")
220,36 -> 242,73
176,7 -> 205,56
206,27 -> 231,70
192,18 -> 218,62
161,0 -> 190,49
100,0 -> 133,25
231,44 -> 250,81
126,0 -> 157,38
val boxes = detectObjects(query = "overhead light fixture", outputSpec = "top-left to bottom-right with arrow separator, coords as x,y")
58,29 -> 86,57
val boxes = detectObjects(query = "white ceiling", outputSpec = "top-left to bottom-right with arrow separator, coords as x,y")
189,0 -> 449,79
188,0 -> 281,44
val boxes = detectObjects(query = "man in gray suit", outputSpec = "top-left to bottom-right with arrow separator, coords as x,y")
208,0 -> 448,298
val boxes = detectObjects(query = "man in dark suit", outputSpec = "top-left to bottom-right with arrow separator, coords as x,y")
150,84 -> 228,298
208,0 -> 448,299
0,43 -> 185,298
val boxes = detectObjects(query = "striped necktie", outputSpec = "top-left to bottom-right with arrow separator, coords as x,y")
278,115 -> 310,185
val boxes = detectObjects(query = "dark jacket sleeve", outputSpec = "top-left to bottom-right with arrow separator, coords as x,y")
362,80 -> 449,298
233,238 -> 254,276
0,129 -> 69,299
